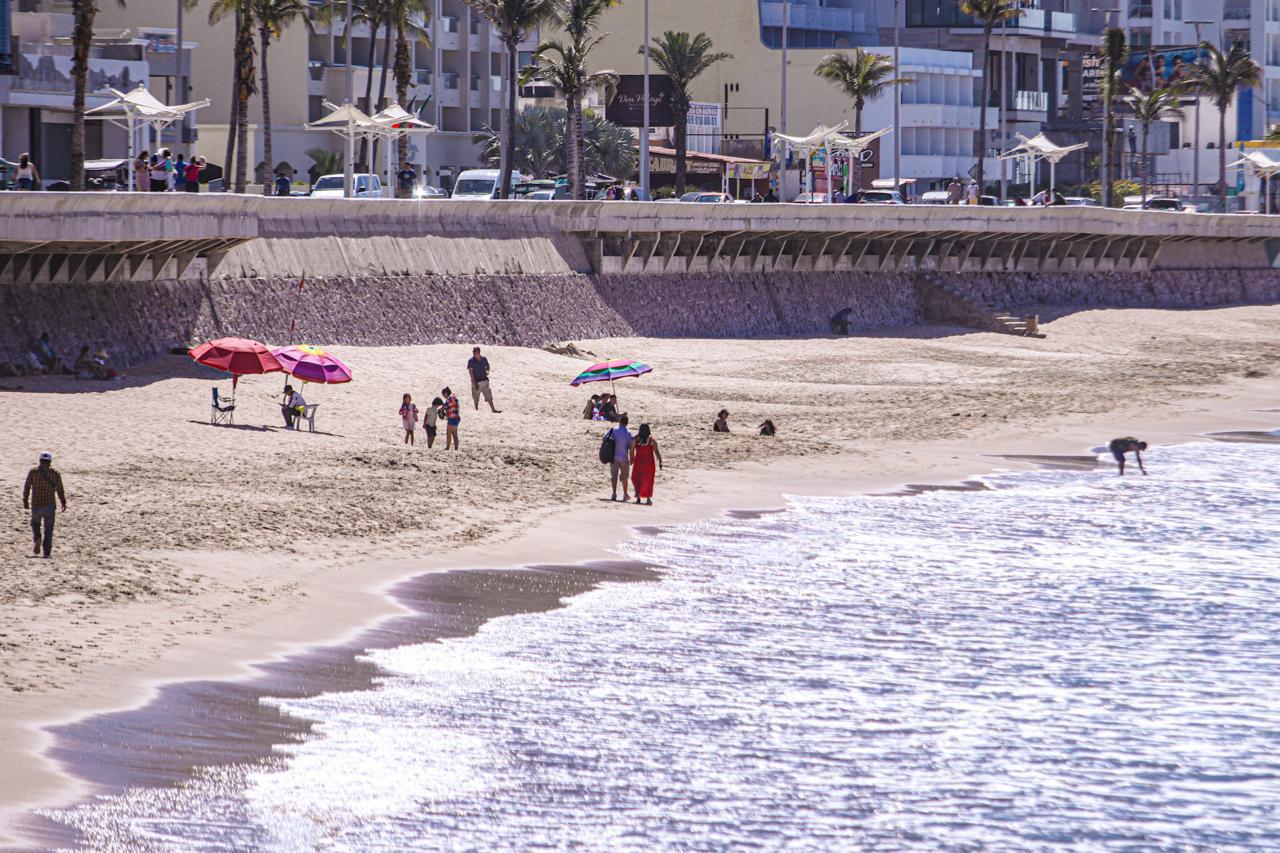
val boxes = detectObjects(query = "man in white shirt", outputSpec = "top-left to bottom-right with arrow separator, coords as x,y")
281,384 -> 306,429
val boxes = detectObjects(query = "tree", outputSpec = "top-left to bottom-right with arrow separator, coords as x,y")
1099,27 -> 1128,207
388,0 -> 433,166
466,0 -> 558,198
958,0 -> 1022,194
70,0 -> 125,191
1185,40 -> 1263,211
473,104 -> 635,179
648,30 -> 731,196
1123,85 -> 1184,203
529,0 -> 620,199
210,0 -> 259,192
255,0 -> 313,187
814,49 -> 908,135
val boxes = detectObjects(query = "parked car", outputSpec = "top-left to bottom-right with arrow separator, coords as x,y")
526,189 -> 558,200
1121,196 -> 1188,212
678,191 -> 704,202
860,189 -> 905,205
1060,196 -> 1099,206
918,190 -> 951,205
413,185 -> 449,199
691,192 -> 733,203
450,168 -> 530,199
310,173 -> 383,198
791,192 -> 828,204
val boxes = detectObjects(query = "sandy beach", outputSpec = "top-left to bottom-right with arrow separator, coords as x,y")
3,304 -> 1280,842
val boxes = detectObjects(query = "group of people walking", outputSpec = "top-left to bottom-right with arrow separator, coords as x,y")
135,150 -> 206,193
397,347 -> 498,449
601,415 -> 664,505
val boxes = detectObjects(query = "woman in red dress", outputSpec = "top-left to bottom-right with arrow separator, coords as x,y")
629,423 -> 664,505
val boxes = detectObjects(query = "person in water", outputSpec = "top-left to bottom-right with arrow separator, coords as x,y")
1109,437 -> 1148,476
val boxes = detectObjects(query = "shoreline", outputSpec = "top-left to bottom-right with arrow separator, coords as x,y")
5,371 -> 1280,844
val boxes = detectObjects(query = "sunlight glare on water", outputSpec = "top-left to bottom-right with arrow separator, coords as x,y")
47,442 -> 1280,849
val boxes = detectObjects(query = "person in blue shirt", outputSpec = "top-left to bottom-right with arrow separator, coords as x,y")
275,171 -> 293,197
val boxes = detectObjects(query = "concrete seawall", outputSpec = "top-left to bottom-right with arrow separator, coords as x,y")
5,268 -> 1279,370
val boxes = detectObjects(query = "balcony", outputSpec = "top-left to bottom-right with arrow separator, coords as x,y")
1128,3 -> 1153,18
437,15 -> 460,51
759,1 -> 855,32
1014,90 -> 1049,112
1050,11 -> 1076,32
415,67 -> 431,85
1225,2 -> 1251,19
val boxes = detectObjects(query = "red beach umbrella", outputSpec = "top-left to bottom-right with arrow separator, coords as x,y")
189,337 -> 284,393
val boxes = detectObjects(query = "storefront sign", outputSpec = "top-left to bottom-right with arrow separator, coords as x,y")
607,74 -> 674,128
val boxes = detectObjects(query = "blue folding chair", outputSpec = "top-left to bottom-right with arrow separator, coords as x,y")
211,386 -> 236,425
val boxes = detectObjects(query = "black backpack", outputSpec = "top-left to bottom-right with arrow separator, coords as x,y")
598,429 -> 616,464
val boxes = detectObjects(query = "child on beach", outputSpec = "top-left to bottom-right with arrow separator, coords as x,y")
400,393 -> 419,445
442,387 -> 460,450
425,397 -> 442,448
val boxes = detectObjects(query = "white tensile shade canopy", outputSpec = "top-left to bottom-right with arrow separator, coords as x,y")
86,85 -> 210,192
305,101 -> 379,198
998,132 -> 1087,202
771,122 -> 894,201
368,104 -> 436,197
1227,150 -> 1280,215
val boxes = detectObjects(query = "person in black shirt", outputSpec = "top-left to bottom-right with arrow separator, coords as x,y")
397,162 -> 417,198
1108,437 -> 1148,476
466,346 -> 501,413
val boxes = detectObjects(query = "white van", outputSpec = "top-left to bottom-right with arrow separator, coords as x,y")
450,168 -> 529,199
310,173 -> 382,198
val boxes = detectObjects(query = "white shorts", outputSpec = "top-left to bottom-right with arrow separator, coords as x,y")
472,380 -> 493,403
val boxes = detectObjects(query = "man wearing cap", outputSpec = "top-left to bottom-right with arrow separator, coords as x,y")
280,384 -> 306,429
23,452 -> 67,558
466,346 -> 501,413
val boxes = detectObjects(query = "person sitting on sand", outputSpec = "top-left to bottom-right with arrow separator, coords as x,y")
34,333 -> 64,374
598,394 -> 619,423
73,346 -> 95,378
425,397 -> 442,448
442,386 -> 461,449
713,410 -> 730,433
281,385 -> 306,429
583,394 -> 600,420
758,419 -> 776,437
629,423 -> 664,506
1109,437 -> 1148,476
400,393 -> 419,446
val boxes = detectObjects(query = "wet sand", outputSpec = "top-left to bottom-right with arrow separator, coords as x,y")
27,561 -> 659,847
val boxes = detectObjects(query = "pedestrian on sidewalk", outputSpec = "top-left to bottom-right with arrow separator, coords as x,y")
467,346 -> 501,413
23,451 -> 67,559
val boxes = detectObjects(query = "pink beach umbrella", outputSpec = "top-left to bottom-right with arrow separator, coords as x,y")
271,345 -> 353,385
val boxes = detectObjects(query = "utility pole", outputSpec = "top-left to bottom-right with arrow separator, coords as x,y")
999,17 -> 1007,202
1188,19 -> 1210,210
781,0 -> 789,136
176,0 -> 187,144
1093,7 -> 1119,207
640,0 -> 650,198
893,0 -> 900,189
343,0 -> 354,198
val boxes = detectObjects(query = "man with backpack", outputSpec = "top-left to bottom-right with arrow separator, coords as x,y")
601,414 -> 633,502
23,451 -> 67,558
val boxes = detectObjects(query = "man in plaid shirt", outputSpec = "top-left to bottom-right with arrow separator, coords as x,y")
23,451 -> 67,558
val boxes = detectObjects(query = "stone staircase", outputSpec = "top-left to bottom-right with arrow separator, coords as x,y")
914,272 -> 1047,338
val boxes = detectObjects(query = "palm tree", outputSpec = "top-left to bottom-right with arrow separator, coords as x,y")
814,49 -> 908,135
529,0 -> 619,198
1099,26 -> 1128,207
474,104 -> 635,178
958,0 -> 1022,194
255,0 -> 313,187
1123,85 -> 1184,204
337,0 -> 387,166
70,0 -> 125,191
211,0 -> 259,192
389,0 -> 433,166
467,0 -> 558,198
1185,40 -> 1263,211
649,30 -> 731,196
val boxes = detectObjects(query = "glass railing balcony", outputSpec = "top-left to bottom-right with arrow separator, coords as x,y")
1050,11 -> 1076,31
416,68 -> 431,85
440,15 -> 458,34
1128,3 -> 1153,17
1224,3 -> 1251,19
1015,90 -> 1049,111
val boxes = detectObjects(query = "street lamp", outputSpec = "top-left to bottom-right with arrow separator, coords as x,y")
893,0 -> 900,190
640,0 -> 650,197
1187,19 -> 1211,209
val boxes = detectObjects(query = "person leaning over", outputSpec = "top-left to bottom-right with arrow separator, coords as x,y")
467,346 -> 501,413
23,451 -> 67,559
1109,437 -> 1148,476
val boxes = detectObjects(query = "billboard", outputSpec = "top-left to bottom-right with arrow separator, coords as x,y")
1084,45 -> 1205,100
606,74 -> 674,128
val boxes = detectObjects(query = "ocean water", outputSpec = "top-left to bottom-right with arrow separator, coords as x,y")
45,441 -> 1280,850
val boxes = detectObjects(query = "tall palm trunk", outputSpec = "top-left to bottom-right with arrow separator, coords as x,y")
565,92 -> 581,198
1140,123 -> 1149,203
70,0 -> 96,191
499,40 -> 518,199
225,16 -> 240,187
358,18 -> 380,166
1218,106 -> 1228,211
234,7 -> 255,193
853,101 -> 863,191
1102,93 -> 1112,206
259,27 -> 274,193
975,27 -> 993,193
394,19 -> 411,167
372,18 -> 392,169
673,101 -> 689,195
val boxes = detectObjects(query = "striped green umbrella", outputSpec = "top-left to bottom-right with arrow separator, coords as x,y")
569,359 -> 653,392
